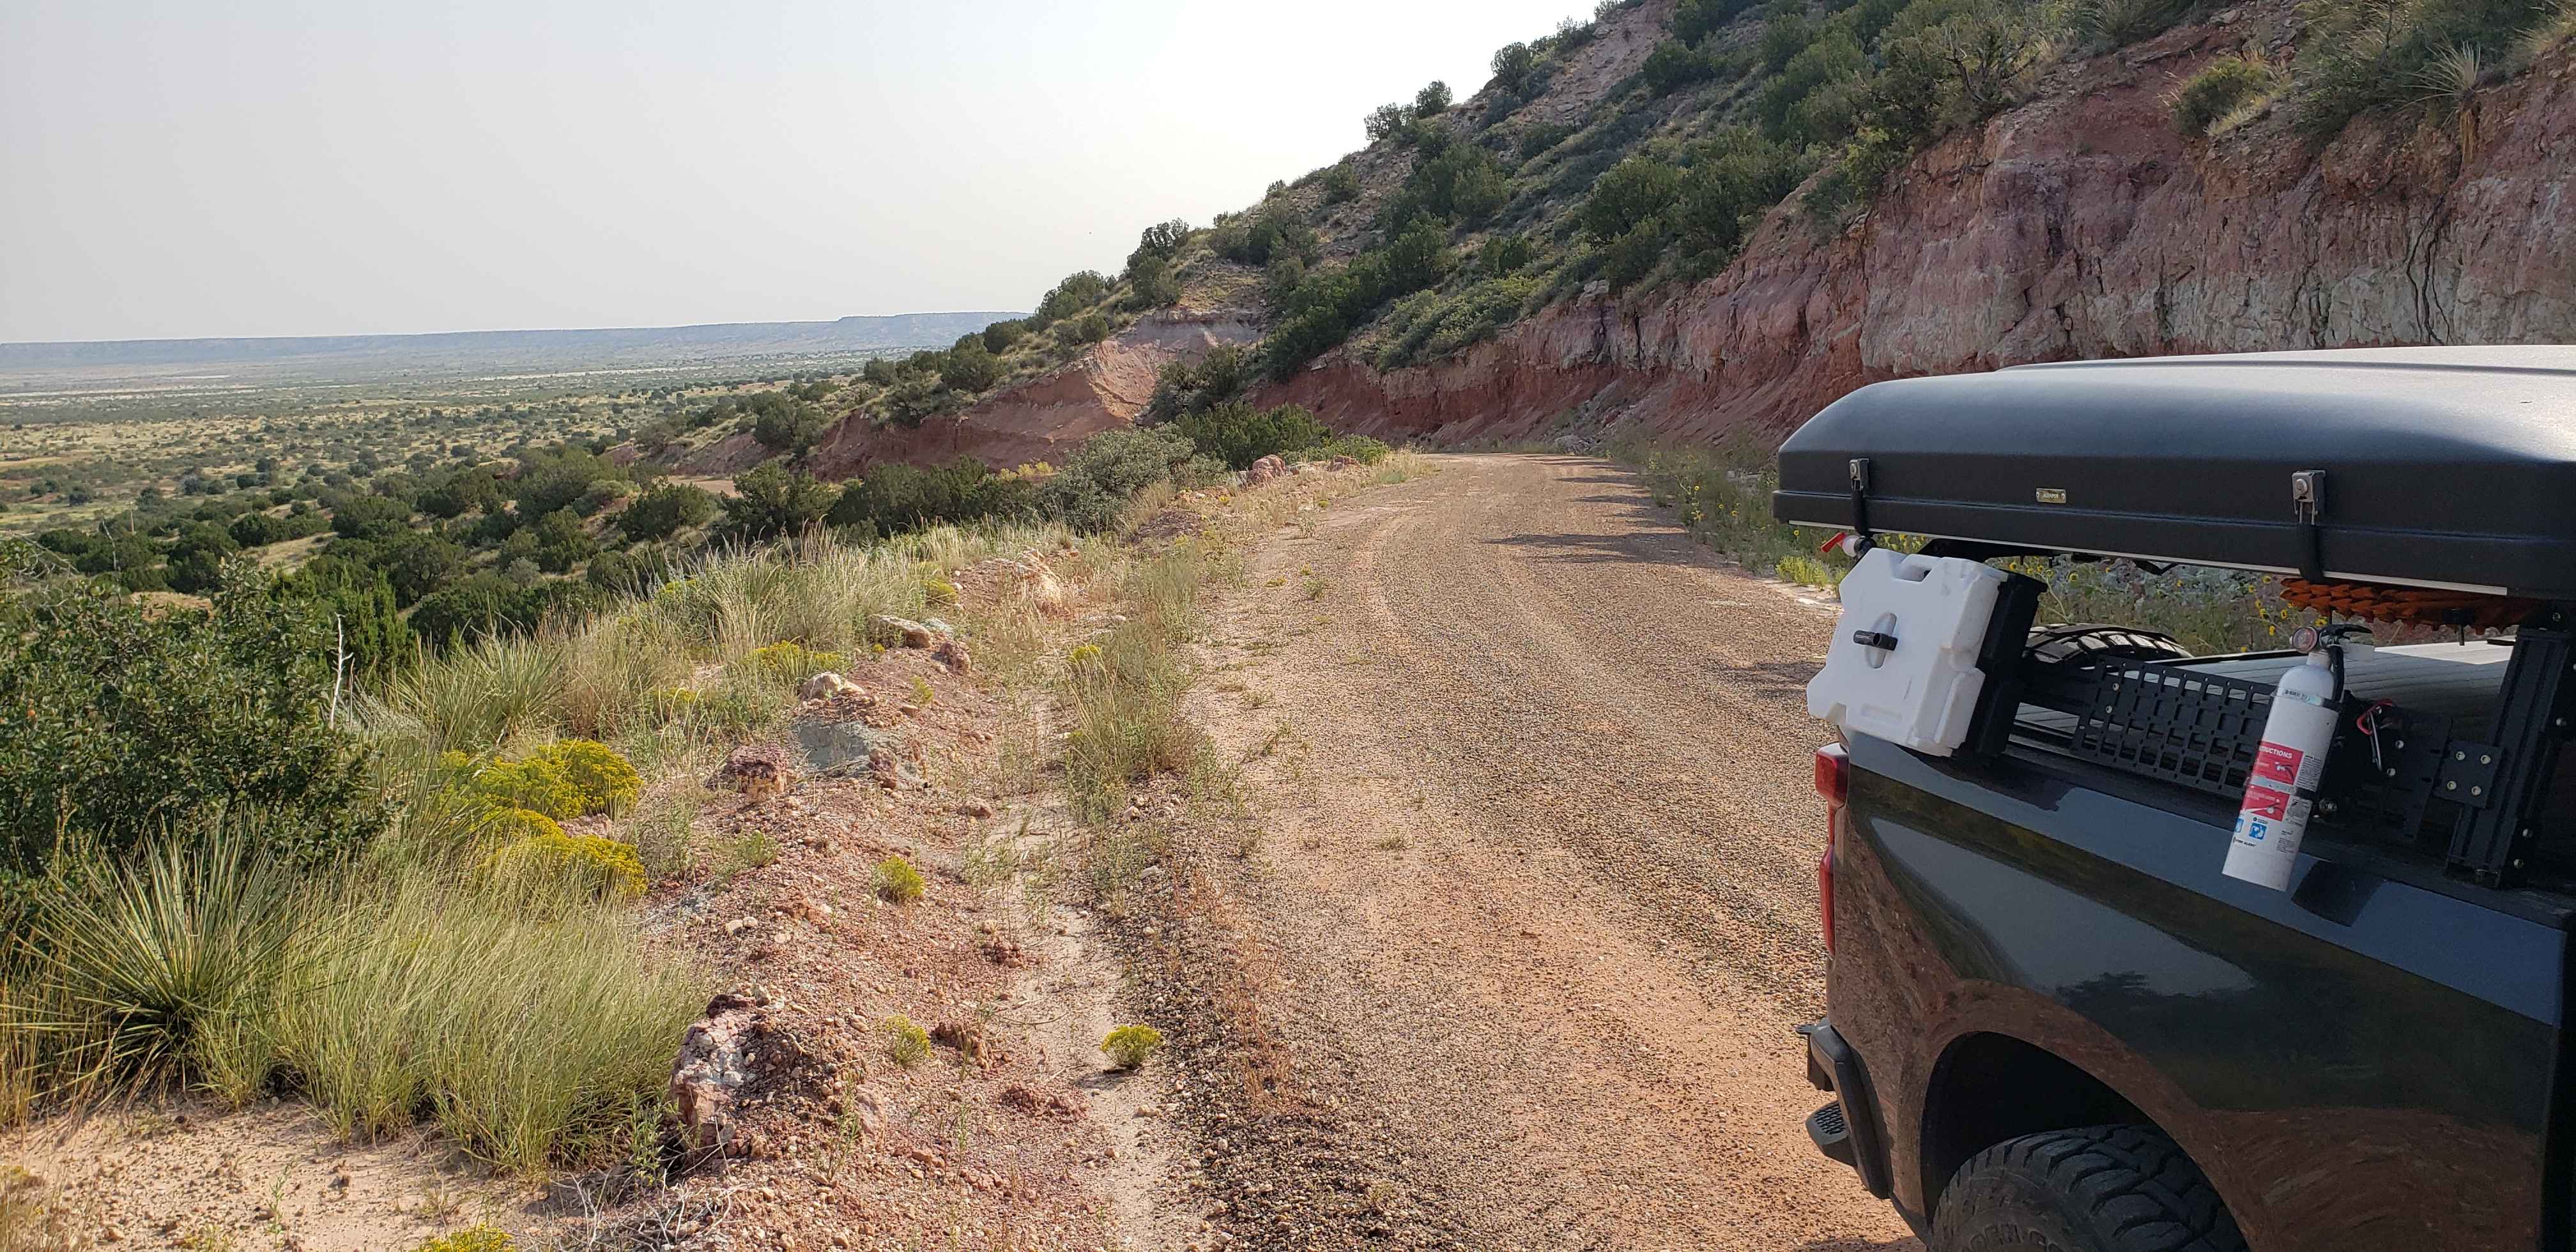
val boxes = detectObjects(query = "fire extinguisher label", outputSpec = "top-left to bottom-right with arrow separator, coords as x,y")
2239,785 -> 2292,822
2253,743 -> 2306,788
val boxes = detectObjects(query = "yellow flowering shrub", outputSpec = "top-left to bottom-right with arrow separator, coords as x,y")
872,855 -> 926,903
485,831 -> 646,899
468,756 -> 583,821
1101,1025 -> 1162,1070
526,739 -> 641,815
480,807 -> 565,845
882,1014 -> 930,1066
411,1226 -> 514,1252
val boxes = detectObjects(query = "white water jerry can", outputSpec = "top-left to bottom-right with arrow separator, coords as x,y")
1807,547 -> 2012,756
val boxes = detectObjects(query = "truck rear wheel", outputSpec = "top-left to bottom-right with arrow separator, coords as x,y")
1931,1125 -> 2244,1252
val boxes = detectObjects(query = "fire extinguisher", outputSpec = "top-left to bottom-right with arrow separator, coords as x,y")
2223,625 -> 2368,890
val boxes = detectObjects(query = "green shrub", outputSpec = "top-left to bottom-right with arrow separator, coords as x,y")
749,396 -> 827,452
1320,164 -> 1362,204
1491,42 -> 1541,95
873,855 -> 926,903
1383,143 -> 1510,227
1871,0 -> 2057,147
1413,80 -> 1453,114
2075,0 -> 2200,47
1365,102 -> 1412,142
2172,53 -> 2278,137
1673,0 -> 1759,44
721,461 -> 838,540
1674,128 -> 1809,266
1142,344 -> 1251,424
981,319 -> 1027,353
1480,233 -> 1538,275
1209,204 -> 1317,268
1172,402 -> 1333,470
1377,276 -> 1539,369
1039,427 -> 1220,531
273,559 -> 414,681
1126,253 -> 1179,309
1311,435 -> 1393,466
882,1014 -> 930,1066
1642,40 -> 1716,94
1032,270 -> 1113,326
1257,220 -> 1453,379
1805,127 -> 1910,229
0,572 -> 384,887
1101,1024 -> 1163,1070
1061,312 -> 1114,346
940,344 -> 1002,393
1580,156 -> 1684,245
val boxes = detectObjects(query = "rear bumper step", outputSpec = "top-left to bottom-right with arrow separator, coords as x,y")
1806,1101 -> 1857,1169
1796,1019 -> 1892,1198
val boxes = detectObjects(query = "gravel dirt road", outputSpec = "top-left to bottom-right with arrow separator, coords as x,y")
1179,453 -> 1922,1251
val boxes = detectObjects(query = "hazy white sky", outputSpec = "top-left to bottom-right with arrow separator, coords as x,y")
0,1 -> 1591,344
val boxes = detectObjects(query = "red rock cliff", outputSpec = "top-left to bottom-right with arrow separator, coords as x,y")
1262,31 -> 2575,445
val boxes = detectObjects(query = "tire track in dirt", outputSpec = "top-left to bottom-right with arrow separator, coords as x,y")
1183,454 -> 1919,1251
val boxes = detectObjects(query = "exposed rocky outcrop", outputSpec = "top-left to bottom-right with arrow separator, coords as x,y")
794,11 -> 2569,476
1262,29 -> 2576,444
804,309 -> 1258,477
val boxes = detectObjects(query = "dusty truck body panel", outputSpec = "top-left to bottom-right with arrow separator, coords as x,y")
1775,347 -> 2576,1251
1831,732 -> 2568,1249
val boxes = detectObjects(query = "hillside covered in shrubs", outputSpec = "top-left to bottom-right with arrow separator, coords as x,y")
795,0 -> 2571,473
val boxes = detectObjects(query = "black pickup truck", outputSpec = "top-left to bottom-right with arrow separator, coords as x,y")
1770,347 -> 2576,1252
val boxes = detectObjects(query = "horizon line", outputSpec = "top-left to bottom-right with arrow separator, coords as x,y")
1,310 -> 1035,351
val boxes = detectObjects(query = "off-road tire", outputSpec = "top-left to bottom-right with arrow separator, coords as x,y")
1930,1125 -> 2246,1252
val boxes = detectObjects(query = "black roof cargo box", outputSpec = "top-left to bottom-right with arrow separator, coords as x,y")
1772,347 -> 2576,600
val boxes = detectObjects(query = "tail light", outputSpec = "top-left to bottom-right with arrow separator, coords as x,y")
1815,743 -> 1848,952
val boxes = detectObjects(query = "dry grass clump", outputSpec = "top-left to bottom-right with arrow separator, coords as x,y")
2172,53 -> 2281,137
1062,551 -> 1212,821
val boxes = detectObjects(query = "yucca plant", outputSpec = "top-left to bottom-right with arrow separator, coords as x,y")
2419,43 -> 2488,159
2076,0 -> 2197,47
15,825 -> 328,1103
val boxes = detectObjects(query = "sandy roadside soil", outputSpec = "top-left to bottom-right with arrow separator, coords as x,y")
1151,453 -> 1921,1251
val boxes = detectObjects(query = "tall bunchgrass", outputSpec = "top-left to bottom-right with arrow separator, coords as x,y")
280,868 -> 701,1176
358,521 -> 1075,839
3,839 -> 702,1175
1062,551 -> 1211,821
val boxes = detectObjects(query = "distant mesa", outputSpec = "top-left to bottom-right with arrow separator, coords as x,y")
0,312 -> 1029,392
